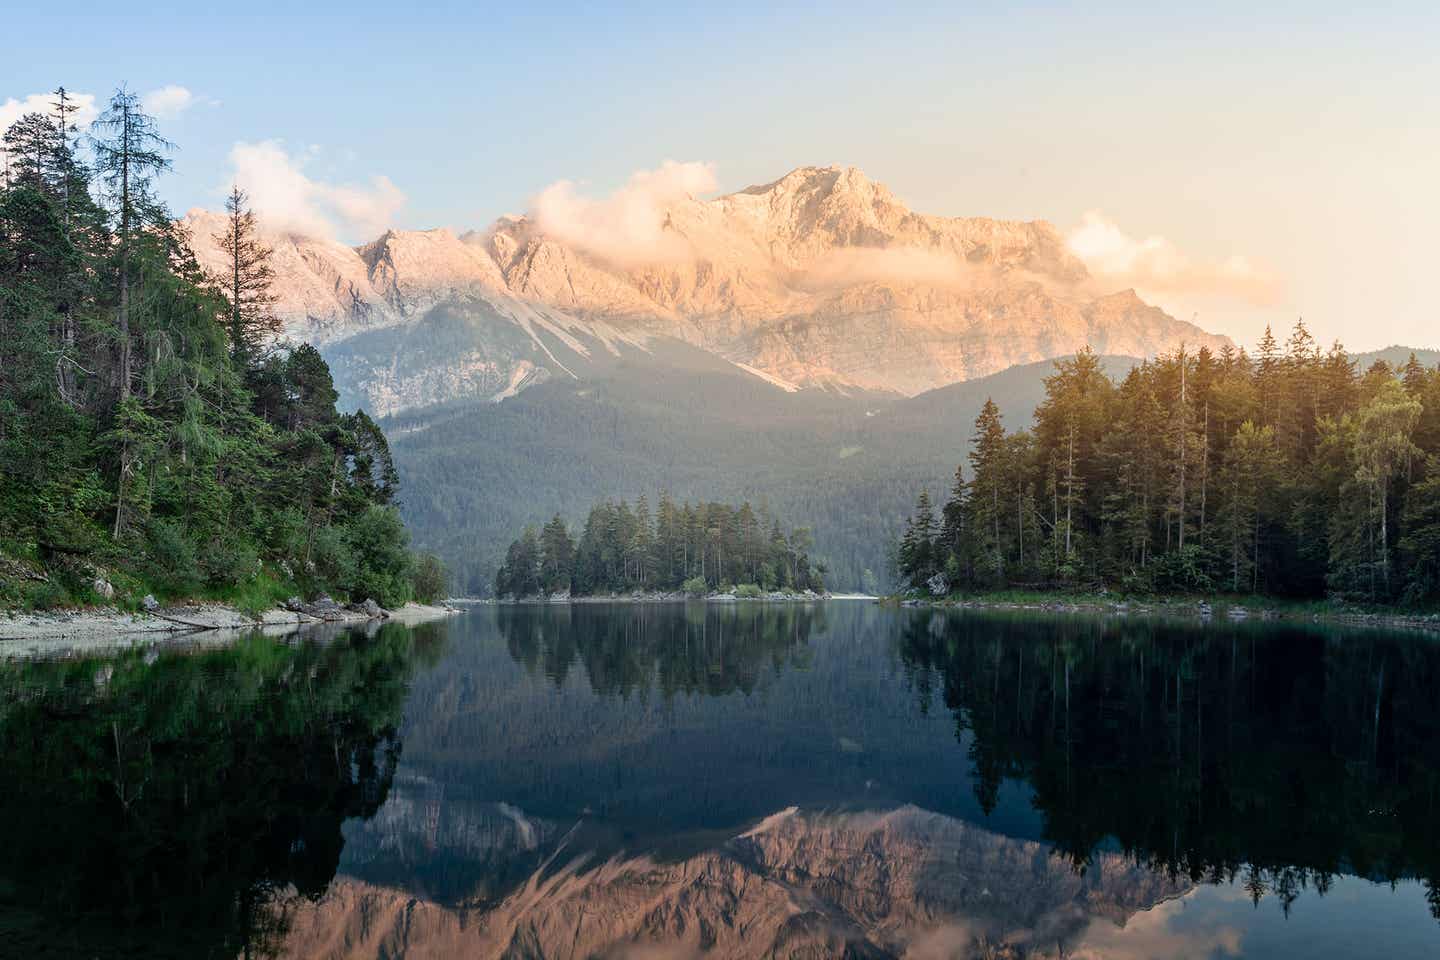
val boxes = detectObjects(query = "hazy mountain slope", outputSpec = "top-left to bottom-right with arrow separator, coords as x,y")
1354,346 -> 1440,370
388,352 -> 1142,594
184,165 -> 1230,414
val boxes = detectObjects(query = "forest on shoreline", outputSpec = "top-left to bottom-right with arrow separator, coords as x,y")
0,86 -> 445,612
897,331 -> 1440,607
495,496 -> 825,598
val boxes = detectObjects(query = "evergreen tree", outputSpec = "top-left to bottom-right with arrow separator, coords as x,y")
894,341 -> 1437,603
1216,421 -> 1283,592
968,398 -> 1008,584
539,514 -> 575,593
1,85 -> 425,612
213,185 -> 279,367
938,464 -> 967,579
89,86 -> 171,406
89,88 -> 173,537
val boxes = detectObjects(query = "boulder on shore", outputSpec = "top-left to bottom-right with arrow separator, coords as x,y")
281,594 -> 387,621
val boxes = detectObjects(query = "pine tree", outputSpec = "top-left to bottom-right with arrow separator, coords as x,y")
90,86 -> 171,405
1216,421 -> 1283,592
1346,380 -> 1422,597
968,398 -> 1008,583
939,463 -> 967,579
213,185 -> 279,367
539,514 -> 575,592
905,489 -> 937,585
89,88 -> 172,538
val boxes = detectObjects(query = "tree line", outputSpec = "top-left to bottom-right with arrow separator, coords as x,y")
495,495 -> 825,597
1,86 -> 446,609
898,328 -> 1440,604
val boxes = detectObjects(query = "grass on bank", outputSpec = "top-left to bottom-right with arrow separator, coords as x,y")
1,535 -> 449,618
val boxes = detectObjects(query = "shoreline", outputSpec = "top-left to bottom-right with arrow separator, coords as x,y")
886,594 -> 1440,634
494,590 -> 863,605
1,601 -> 464,659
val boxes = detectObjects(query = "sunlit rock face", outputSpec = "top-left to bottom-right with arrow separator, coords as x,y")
271,805 -> 1190,959
183,166 -> 1228,414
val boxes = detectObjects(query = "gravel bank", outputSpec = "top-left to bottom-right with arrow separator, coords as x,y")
1,601 -> 462,659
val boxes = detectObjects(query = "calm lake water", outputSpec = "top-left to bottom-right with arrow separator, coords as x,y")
3,602 -> 1439,958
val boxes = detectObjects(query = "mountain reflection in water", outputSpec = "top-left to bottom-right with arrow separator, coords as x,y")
2,603 -> 1439,958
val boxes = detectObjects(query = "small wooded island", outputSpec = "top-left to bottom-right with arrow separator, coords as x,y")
0,87 -> 445,616
895,341 -> 1440,609
494,497 -> 826,600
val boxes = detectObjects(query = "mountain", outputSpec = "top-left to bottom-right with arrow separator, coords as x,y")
275,805 -> 1190,959
184,166 -> 1229,415
1354,345 -> 1440,370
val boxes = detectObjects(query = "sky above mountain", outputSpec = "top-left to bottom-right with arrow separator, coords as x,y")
6,1 -> 1437,352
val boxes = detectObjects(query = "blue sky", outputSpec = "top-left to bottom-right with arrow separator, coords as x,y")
5,2 -> 1438,349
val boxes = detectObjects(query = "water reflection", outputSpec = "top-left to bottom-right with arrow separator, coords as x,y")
4,605 -> 1440,958
895,611 -> 1440,919
0,621 -> 445,958
498,602 -> 823,697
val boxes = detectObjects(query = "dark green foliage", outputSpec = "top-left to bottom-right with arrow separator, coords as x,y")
343,505 -> 414,608
0,624 -> 434,956
0,85 -> 418,610
904,336 -> 1440,604
496,496 -> 823,597
411,552 -> 449,603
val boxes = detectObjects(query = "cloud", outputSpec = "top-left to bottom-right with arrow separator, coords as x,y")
531,160 -> 717,264
1067,211 -> 1281,306
0,90 -> 99,135
226,139 -> 405,241
142,84 -> 215,118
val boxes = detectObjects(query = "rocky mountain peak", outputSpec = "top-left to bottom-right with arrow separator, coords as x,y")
181,166 -> 1233,413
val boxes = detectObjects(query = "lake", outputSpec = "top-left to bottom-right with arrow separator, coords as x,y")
2,602 -> 1438,958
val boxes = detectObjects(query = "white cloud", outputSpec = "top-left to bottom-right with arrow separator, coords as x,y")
226,139 -> 405,241
0,90 -> 98,135
1067,210 -> 1281,306
531,160 -> 717,263
141,84 -> 207,118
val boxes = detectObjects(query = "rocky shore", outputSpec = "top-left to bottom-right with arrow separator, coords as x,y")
0,598 -> 463,658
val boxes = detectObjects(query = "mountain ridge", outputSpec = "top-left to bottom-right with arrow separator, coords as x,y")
183,165 -> 1231,414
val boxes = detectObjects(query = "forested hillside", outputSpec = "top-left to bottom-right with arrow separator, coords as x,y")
383,344 -> 959,596
495,497 -> 825,597
0,87 -> 440,611
897,329 -> 1440,604
385,343 -> 1433,596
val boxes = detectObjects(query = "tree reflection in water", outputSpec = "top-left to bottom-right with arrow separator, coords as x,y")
498,601 -> 823,698
894,610 -> 1440,920
0,622 -> 445,958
